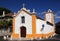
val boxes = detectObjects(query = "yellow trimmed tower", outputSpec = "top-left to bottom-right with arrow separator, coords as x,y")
45,9 -> 54,24
45,9 -> 55,37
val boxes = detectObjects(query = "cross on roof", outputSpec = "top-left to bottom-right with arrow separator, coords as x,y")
23,3 -> 25,8
32,9 -> 35,13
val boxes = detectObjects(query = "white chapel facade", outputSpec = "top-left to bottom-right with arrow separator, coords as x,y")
11,7 -> 55,39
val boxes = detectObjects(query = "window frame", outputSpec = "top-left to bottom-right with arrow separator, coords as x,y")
21,16 -> 25,23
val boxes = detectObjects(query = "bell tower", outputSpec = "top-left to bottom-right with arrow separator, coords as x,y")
45,9 -> 54,24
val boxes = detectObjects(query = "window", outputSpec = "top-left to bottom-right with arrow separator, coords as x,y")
41,24 -> 45,31
42,24 -> 44,28
21,16 -> 25,23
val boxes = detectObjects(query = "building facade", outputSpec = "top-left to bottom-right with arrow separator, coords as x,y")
11,7 -> 55,40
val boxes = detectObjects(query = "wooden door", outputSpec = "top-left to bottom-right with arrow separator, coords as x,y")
20,26 -> 26,37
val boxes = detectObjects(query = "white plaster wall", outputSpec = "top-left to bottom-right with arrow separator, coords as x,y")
36,19 -> 54,34
14,10 -> 32,34
43,24 -> 51,34
42,22 -> 54,34
46,13 -> 51,22
36,19 -> 46,34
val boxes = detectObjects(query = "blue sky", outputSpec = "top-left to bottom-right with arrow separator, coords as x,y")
0,0 -> 60,23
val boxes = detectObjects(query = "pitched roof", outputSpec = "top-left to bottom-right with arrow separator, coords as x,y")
14,8 -> 32,18
36,16 -> 44,20
22,9 -> 31,15
14,8 -> 44,21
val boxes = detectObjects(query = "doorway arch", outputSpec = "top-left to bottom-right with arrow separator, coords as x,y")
20,26 -> 26,37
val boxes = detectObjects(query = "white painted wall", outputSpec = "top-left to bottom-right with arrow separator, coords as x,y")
14,10 -> 32,35
43,24 -> 52,34
45,13 -> 52,22
36,19 -> 46,34
42,22 -> 54,34
36,19 -> 54,34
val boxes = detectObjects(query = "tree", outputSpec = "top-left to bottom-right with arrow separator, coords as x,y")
55,21 -> 60,34
0,20 -> 12,32
0,7 -> 13,15
0,7 -> 13,32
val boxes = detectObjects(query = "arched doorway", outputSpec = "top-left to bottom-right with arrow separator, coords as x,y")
20,26 -> 26,37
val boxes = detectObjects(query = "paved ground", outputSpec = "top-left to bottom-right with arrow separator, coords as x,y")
6,38 -> 60,41
5,39 -> 60,41
0,34 -> 60,41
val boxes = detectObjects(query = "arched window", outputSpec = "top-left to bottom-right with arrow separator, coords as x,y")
42,24 -> 44,28
21,16 -> 25,23
41,24 -> 45,31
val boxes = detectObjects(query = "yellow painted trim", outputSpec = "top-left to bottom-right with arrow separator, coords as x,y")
26,34 -> 42,39
42,32 -> 55,38
12,33 -> 19,38
35,34 -> 42,38
12,17 -> 20,38
26,34 -> 32,39
32,15 -> 36,38
26,31 -> 55,39
12,17 -> 15,33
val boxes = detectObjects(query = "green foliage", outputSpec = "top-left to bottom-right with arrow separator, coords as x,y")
0,7 -> 13,32
0,20 -> 12,30
0,7 -> 13,15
